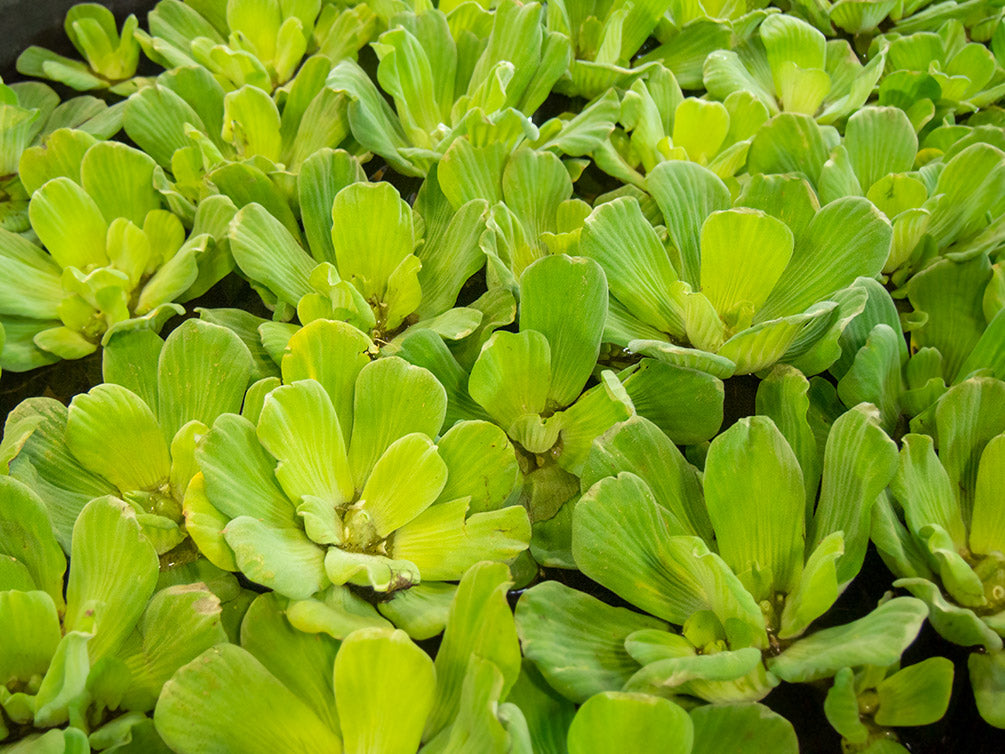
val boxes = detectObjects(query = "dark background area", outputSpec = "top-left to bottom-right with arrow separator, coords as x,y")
2,3 -> 1004,752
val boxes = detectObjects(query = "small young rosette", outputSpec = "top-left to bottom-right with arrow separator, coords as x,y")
16,4 -> 142,94
187,319 -> 531,606
0,482 -> 226,750
703,13 -> 886,124
594,64 -> 769,188
137,0 -> 377,92
328,0 -> 574,176
746,108 -> 1005,285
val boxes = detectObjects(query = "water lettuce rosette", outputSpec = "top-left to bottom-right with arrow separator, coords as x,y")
518,393 -> 929,715
4,319 -> 254,555
0,135 -> 233,371
872,377 -> 1005,727
154,561 -> 528,754
186,318 -> 530,615
579,161 -> 892,377
0,483 -> 226,750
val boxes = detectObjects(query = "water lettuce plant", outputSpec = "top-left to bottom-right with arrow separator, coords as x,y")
5,319 -> 253,554
137,0 -> 377,92
872,377 -> 1005,726
0,77 -> 121,235
187,319 -> 530,613
0,483 -> 225,749
517,404 -> 930,715
16,4 -> 142,94
579,162 -> 891,376
0,136 -> 232,371
703,13 -> 886,124
155,561 -> 527,753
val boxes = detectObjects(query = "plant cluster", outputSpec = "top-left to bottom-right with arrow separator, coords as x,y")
2,0 -> 1005,751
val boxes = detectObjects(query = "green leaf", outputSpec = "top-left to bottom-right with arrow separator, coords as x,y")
891,434 -> 967,548
197,413 -> 296,526
758,198 -> 891,321
258,380 -> 353,527
33,630 -> 91,729
519,255 -> 607,408
154,645 -> 343,754
323,547 -> 420,592
620,359 -> 724,446
469,330 -> 551,431
935,377 -> 1005,522
874,657 -> 954,727
516,580 -> 665,703
392,499 -> 530,581
837,324 -> 905,432
347,358 -> 446,485
768,597 -> 929,683
908,257 -> 993,383
567,692 -> 692,754
647,161 -> 730,287
425,561 -> 520,740
0,590 -> 62,685
756,365 -> 820,513
157,319 -> 252,443
299,148 -> 365,264
690,703 -> 798,754
79,141 -> 160,226
222,86 -> 281,161
223,515 -> 327,600
182,473 -> 237,572
778,531 -> 843,640
844,106 -> 917,193
823,667 -> 869,744
0,476 -> 66,608
969,649 -> 1005,728
747,113 -> 832,186
376,582 -> 456,641
582,413 -> 710,541
895,578 -> 1001,651
574,474 -> 766,644
66,384 -> 170,493
6,398 -> 116,547
704,416 -> 805,598
970,434 -> 1005,556
416,197 -> 487,319
435,421 -> 519,513
331,182 -> 413,308
0,230 -> 64,321
907,257 -> 992,382
335,628 -> 435,754
700,209 -> 794,320
64,497 -> 159,662
230,203 -> 316,308
102,328 -> 163,413
29,176 -> 108,270
580,197 -> 685,340
505,665 -> 576,754
809,404 -> 898,586
117,583 -> 228,711
356,433 -> 446,538
281,319 -> 374,446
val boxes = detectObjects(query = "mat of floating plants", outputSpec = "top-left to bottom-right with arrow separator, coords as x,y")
2,0 -> 1005,752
